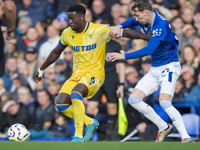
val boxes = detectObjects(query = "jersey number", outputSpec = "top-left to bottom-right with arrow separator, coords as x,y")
90,77 -> 96,85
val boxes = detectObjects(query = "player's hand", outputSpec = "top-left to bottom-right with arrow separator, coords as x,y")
107,52 -> 125,62
109,25 -> 122,37
147,30 -> 152,41
6,29 -> 16,41
116,85 -> 124,98
34,69 -> 44,83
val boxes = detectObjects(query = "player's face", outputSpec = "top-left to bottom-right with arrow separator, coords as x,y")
133,9 -> 149,25
68,12 -> 84,32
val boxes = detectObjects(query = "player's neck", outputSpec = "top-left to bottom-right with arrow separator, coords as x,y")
148,11 -> 155,27
76,21 -> 87,33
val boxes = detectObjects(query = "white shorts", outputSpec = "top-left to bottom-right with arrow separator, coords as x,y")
135,62 -> 181,97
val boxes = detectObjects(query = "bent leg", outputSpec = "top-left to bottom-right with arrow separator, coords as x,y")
159,93 -> 190,140
71,83 -> 88,138
128,89 -> 168,131
56,93 -> 92,126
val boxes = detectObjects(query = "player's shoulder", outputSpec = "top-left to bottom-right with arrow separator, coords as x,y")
154,14 -> 169,30
91,22 -> 111,29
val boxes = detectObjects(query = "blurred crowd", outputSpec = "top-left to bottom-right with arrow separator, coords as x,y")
0,0 -> 200,141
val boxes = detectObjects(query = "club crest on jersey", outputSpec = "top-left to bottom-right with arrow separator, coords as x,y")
88,34 -> 92,39
152,29 -> 162,37
72,35 -> 75,39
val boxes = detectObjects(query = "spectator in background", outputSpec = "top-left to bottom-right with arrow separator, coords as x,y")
181,45 -> 199,77
63,46 -> 73,72
181,7 -> 194,24
18,63 -> 35,91
0,99 -> 31,134
170,16 -> 184,35
17,26 -> 40,52
91,0 -> 112,22
35,20 -> 49,53
0,0 -> 16,77
34,90 -> 55,130
25,0 -> 57,26
193,11 -> 200,35
85,9 -> 93,22
16,16 -> 32,40
25,47 -> 37,78
39,25 -> 61,59
0,78 -> 6,96
140,58 -> 151,77
181,64 -> 196,95
17,86 -> 36,122
192,36 -> 200,53
44,66 -> 57,88
54,59 -> 69,85
47,80 -> 60,102
185,73 -> 200,102
2,56 -> 18,90
110,3 -> 122,26
16,0 -> 32,19
124,65 -> 139,98
50,112 -> 72,139
178,24 -> 196,52
56,11 -> 69,32
10,73 -> 29,100
173,76 -> 187,103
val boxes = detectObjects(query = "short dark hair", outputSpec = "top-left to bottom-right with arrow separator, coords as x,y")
68,4 -> 86,15
131,0 -> 152,12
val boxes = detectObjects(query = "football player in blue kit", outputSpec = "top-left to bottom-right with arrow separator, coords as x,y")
108,0 -> 193,143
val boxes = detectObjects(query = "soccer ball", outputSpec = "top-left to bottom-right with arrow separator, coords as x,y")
7,123 -> 30,142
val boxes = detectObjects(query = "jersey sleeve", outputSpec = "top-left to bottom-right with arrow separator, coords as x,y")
151,22 -> 167,41
100,25 -> 112,41
120,18 -> 140,28
59,29 -> 68,47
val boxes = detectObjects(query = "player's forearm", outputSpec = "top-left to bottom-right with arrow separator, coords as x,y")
125,39 -> 161,60
4,1 -> 16,30
122,29 -> 148,41
40,45 -> 64,70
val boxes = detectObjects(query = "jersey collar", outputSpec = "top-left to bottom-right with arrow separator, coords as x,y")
82,22 -> 90,33
151,10 -> 156,30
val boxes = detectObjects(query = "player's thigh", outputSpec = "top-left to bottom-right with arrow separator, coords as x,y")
59,78 -> 78,96
79,72 -> 104,99
159,62 -> 181,98
103,75 -> 118,103
135,71 -> 160,97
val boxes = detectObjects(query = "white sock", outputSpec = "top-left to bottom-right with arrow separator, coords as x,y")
164,106 -> 190,139
131,101 -> 168,131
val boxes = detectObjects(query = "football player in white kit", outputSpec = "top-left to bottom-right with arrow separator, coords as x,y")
108,0 -> 193,143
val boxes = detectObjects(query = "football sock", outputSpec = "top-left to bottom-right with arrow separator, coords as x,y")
106,114 -> 117,140
128,95 -> 168,131
71,91 -> 85,137
56,104 -> 92,126
160,100 -> 190,139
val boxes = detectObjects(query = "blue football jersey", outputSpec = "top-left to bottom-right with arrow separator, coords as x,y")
122,10 -> 179,67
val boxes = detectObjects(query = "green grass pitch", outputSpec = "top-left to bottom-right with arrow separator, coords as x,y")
0,141 -> 199,150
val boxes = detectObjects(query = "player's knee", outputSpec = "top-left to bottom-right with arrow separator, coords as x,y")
159,100 -> 172,109
55,93 -> 71,104
128,94 -> 143,105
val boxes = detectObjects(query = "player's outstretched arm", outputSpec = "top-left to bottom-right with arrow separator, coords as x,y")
122,29 -> 152,41
34,44 -> 66,83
